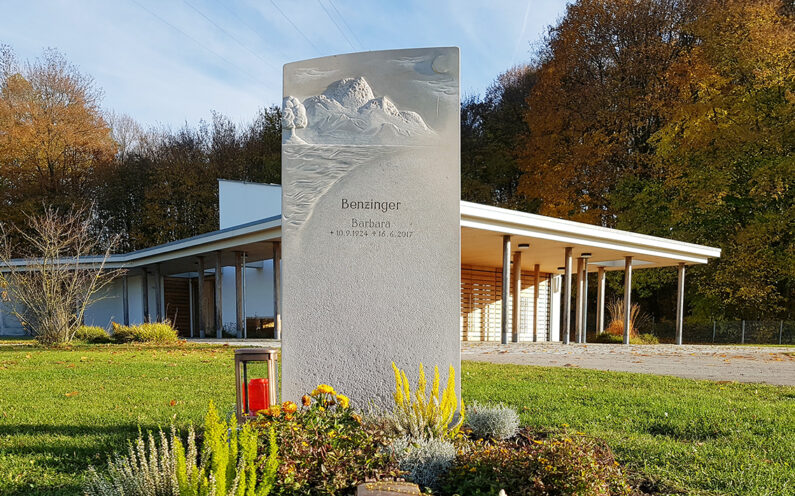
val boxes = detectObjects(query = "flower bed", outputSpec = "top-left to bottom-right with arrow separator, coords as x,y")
85,363 -> 636,495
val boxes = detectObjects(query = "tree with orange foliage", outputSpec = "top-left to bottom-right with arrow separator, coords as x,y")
517,0 -> 793,319
0,46 -> 116,236
518,0 -> 704,225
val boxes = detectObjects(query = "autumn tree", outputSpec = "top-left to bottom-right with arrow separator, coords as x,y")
518,0 -> 704,225
461,65 -> 537,210
517,0 -> 793,320
627,0 -> 795,318
0,46 -> 116,234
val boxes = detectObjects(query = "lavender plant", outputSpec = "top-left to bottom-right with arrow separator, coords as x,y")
84,402 -> 277,496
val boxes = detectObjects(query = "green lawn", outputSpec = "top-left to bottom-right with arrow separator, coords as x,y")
464,362 -> 795,496
0,344 -> 793,495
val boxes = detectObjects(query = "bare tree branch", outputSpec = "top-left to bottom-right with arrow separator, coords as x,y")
0,206 -> 124,345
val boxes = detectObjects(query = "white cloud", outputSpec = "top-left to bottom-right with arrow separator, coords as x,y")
2,0 -> 567,127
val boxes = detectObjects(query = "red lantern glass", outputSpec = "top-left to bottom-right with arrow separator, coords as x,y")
247,378 -> 270,413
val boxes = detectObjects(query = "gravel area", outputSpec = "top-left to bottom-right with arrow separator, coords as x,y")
461,342 -> 795,386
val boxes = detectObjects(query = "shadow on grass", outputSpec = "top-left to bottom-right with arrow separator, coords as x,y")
0,423 -> 182,474
2,482 -> 83,496
645,419 -> 730,441
0,422 -> 176,437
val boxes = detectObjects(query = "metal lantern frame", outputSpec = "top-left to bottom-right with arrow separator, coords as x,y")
234,348 -> 279,424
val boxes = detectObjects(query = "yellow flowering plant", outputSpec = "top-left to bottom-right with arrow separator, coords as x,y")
251,384 -> 400,493
390,362 -> 465,440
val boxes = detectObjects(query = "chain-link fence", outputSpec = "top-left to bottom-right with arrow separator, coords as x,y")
645,320 -> 794,345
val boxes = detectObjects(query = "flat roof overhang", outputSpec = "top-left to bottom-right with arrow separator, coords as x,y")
460,202 -> 721,273
2,216 -> 282,275
4,203 -> 720,274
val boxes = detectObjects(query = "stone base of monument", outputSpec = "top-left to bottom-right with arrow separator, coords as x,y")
356,481 -> 421,495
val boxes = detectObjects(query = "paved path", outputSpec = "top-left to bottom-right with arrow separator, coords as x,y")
178,339 -> 795,386
185,338 -> 281,348
461,342 -> 795,386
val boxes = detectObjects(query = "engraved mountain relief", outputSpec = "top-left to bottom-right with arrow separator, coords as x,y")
282,76 -> 435,145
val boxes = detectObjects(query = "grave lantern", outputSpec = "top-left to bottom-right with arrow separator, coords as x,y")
234,348 -> 278,424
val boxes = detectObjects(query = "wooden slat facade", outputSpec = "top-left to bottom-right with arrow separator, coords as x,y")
164,277 -> 191,336
461,264 -> 551,342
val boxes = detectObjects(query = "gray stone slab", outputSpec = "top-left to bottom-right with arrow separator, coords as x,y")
281,48 -> 461,409
356,481 -> 421,495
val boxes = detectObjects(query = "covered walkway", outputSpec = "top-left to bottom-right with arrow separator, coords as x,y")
460,202 -> 720,345
1,181 -> 721,344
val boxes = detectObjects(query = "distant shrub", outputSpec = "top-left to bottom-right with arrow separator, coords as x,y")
594,332 -> 659,345
442,428 -> 632,496
606,300 -> 650,338
111,321 -> 178,343
466,401 -> 520,440
73,325 -> 111,343
594,333 -> 623,344
387,436 -> 456,490
635,333 -> 659,344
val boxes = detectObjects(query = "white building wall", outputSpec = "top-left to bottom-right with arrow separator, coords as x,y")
220,260 -> 276,330
127,274 -> 145,325
218,180 -> 282,229
83,279 -> 124,329
246,260 -> 276,319
0,300 -> 25,336
0,275 -> 145,335
549,274 -> 561,341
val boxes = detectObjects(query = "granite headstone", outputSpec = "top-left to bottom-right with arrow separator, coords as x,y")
281,47 -> 461,408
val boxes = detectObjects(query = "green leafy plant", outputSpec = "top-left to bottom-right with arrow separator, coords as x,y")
255,385 -> 400,495
389,362 -> 464,440
443,428 -> 631,496
84,402 -> 278,496
112,321 -> 178,343
74,325 -> 112,343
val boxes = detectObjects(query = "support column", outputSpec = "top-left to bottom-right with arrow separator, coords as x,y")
215,251 -> 223,339
197,257 -> 205,338
582,258 -> 588,344
563,247 -> 573,344
273,242 -> 282,340
242,251 -> 247,339
501,235 -> 511,345
142,269 -> 150,323
533,263 -> 540,342
122,275 -> 130,326
676,262 -> 686,345
235,251 -> 244,339
575,257 -> 584,343
596,267 -> 605,334
188,279 -> 194,338
623,256 -> 633,345
154,264 -> 162,322
511,251 -> 522,342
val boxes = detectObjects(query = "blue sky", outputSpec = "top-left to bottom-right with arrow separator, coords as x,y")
3,0 -> 568,128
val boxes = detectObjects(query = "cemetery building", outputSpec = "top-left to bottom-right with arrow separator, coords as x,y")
0,179 -> 720,342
